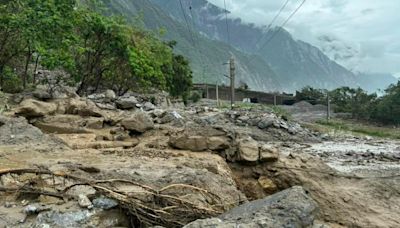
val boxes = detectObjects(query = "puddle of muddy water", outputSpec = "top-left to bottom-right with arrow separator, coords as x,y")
303,140 -> 400,175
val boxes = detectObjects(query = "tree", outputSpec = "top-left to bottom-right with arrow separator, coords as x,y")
295,86 -> 326,105
73,9 -> 131,94
329,87 -> 376,119
166,54 -> 192,102
372,82 -> 400,124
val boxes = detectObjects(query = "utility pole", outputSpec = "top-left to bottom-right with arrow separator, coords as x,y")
229,57 -> 235,109
327,93 -> 331,121
274,95 -> 277,106
216,82 -> 220,107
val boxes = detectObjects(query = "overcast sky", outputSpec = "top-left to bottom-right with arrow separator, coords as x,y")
208,0 -> 400,77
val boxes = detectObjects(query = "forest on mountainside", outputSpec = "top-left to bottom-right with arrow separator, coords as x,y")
0,0 -> 192,100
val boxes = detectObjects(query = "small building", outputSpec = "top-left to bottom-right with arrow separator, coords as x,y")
193,84 -> 295,105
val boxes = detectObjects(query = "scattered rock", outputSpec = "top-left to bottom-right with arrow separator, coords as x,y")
92,197 -> 118,210
24,204 -> 51,215
78,194 -> 93,209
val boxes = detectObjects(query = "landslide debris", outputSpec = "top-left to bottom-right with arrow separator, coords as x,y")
0,90 -> 399,227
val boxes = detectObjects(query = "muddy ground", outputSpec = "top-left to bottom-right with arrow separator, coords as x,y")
0,93 -> 399,227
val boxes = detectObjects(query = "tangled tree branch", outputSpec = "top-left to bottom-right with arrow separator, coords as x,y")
0,168 -> 226,227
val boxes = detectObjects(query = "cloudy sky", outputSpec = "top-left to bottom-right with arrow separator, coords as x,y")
208,0 -> 400,77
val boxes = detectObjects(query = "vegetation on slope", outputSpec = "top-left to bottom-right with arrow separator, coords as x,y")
0,0 -> 192,101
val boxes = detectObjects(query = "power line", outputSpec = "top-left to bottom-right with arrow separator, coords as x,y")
179,0 -> 196,47
187,0 -> 207,83
253,0 -> 290,50
223,0 -> 231,45
248,0 -> 307,64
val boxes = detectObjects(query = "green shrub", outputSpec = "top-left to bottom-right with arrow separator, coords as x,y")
189,91 -> 201,103
2,67 -> 23,93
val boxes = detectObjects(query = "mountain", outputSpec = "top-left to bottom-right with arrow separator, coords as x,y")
102,0 -> 283,92
102,0 -> 368,93
355,73 -> 398,93
150,0 -> 360,92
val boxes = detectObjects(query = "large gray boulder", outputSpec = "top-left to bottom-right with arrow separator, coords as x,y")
184,186 -> 318,228
116,96 -> 138,109
120,111 -> 154,133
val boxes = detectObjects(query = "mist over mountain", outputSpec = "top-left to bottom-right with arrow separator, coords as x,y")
104,0 -> 395,93
355,73 -> 398,94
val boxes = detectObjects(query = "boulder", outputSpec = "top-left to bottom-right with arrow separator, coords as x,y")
169,126 -> 231,152
120,112 -> 154,133
15,99 -> 57,118
237,137 -> 260,162
143,102 -> 156,111
259,144 -> 279,162
257,116 -> 275,129
116,96 -> 138,109
65,98 -> 103,117
87,93 -> 105,100
92,197 -> 118,210
104,89 -> 116,100
170,135 -> 208,152
184,186 -> 318,227
33,89 -> 52,101
258,176 -> 278,194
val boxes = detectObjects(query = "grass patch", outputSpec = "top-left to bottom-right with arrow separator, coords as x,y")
315,119 -> 400,139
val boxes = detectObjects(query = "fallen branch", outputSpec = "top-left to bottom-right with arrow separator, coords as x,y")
0,167 -> 226,227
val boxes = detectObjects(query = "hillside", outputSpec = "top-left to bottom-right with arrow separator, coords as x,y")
149,0 -> 359,91
103,0 -> 283,92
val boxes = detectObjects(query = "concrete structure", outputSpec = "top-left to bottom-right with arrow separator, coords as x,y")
193,84 -> 295,105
